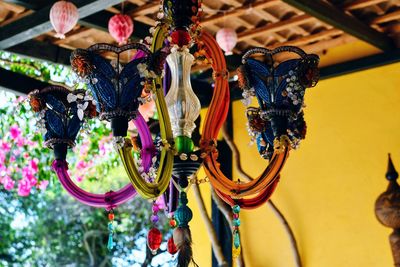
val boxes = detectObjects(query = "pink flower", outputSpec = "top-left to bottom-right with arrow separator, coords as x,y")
76,160 -> 87,170
16,137 -> 26,147
38,180 -> 49,191
2,176 -> 15,191
17,179 -> 31,196
10,124 -> 21,139
9,156 -> 16,162
29,158 -> 39,173
22,166 -> 37,186
0,141 -> 11,153
76,176 -> 84,182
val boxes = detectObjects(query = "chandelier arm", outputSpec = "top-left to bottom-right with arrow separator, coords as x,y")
204,149 -> 288,198
214,176 -> 280,209
118,25 -> 174,199
53,160 -> 136,209
51,114 -> 154,209
198,31 -> 290,199
199,31 -> 230,141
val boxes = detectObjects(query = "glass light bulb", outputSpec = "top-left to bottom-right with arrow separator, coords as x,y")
165,49 -> 201,138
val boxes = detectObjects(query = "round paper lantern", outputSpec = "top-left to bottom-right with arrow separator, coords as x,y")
216,28 -> 237,56
49,1 -> 79,39
108,14 -> 134,45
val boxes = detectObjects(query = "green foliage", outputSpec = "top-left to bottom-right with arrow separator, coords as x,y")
0,55 -> 175,266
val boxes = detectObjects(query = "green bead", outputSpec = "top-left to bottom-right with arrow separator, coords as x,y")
175,205 -> 193,227
233,232 -> 240,249
233,219 -> 241,227
175,136 -> 194,153
232,205 -> 240,214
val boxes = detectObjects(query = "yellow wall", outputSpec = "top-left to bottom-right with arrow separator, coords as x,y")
230,62 -> 400,267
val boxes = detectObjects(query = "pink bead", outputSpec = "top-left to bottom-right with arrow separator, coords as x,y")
152,204 -> 160,213
233,213 -> 239,219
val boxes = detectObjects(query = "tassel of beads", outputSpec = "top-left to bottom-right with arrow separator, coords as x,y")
147,202 -> 162,255
232,204 -> 241,258
107,210 -> 115,251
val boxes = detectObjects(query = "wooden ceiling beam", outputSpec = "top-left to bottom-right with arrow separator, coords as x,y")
128,2 -> 159,16
343,0 -> 388,11
237,14 -> 314,41
371,10 -> 400,24
202,0 -> 280,26
0,1 -> 25,13
0,0 -> 124,49
281,0 -> 396,51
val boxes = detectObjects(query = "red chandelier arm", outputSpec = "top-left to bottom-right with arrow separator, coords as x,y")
199,30 -> 290,200
214,175 -> 280,209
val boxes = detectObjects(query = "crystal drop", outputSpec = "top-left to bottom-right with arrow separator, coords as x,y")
233,232 -> 240,248
107,234 -> 114,250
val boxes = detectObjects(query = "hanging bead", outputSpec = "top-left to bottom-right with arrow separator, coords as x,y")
107,233 -> 114,250
107,210 -> 115,251
169,218 -> 177,228
232,205 -> 241,258
147,227 -> 162,254
167,236 -> 178,255
232,244 -> 241,258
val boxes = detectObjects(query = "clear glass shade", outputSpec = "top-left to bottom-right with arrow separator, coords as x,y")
165,49 -> 201,138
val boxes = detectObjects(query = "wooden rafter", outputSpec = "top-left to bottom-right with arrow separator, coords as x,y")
202,0 -> 280,26
281,0 -> 395,51
371,10 -> 400,25
237,14 -> 314,41
0,0 -> 124,49
343,0 -> 388,11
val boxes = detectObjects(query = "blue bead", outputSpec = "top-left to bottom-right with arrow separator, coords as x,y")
108,222 -> 114,231
232,205 -> 240,214
233,219 -> 241,227
107,234 -> 114,250
233,232 -> 240,249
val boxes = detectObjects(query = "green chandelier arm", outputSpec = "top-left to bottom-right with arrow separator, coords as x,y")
118,24 -> 174,199
118,139 -> 172,198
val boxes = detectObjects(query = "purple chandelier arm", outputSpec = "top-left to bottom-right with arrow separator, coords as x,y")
135,113 -> 156,172
52,114 -> 154,209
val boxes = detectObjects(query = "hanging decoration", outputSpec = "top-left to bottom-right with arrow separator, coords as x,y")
216,28 -> 237,56
28,0 -> 321,265
108,14 -> 134,45
49,1 -> 79,39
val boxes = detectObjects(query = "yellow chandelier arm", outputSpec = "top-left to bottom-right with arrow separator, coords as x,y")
119,24 -> 174,199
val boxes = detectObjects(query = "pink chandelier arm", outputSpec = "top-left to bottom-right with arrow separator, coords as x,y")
52,114 -> 155,209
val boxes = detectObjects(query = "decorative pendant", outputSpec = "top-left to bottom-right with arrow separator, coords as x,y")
232,204 -> 241,258
147,201 -> 162,254
107,210 -> 115,251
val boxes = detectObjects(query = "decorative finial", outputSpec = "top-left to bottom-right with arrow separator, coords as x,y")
387,154 -> 399,181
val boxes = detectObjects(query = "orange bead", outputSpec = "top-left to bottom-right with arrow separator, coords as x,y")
108,213 -> 115,221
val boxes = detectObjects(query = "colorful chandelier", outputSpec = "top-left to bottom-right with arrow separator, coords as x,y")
28,0 -> 319,266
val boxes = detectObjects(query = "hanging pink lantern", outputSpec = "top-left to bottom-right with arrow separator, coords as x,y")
49,1 -> 79,39
108,14 -> 134,45
216,28 -> 238,56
